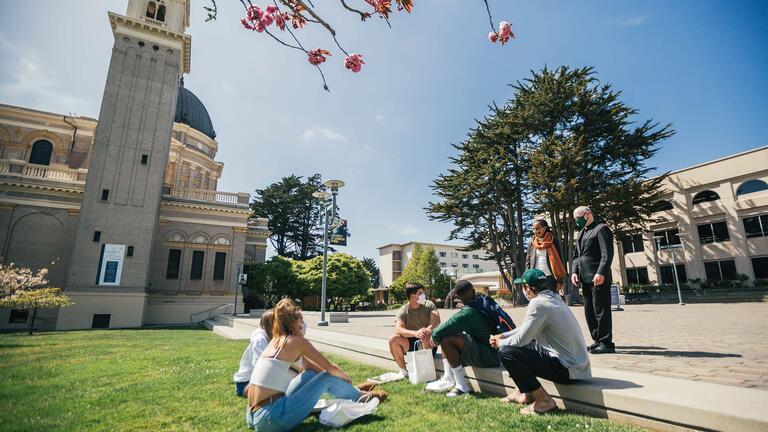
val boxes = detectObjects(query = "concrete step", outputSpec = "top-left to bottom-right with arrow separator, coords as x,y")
304,327 -> 768,432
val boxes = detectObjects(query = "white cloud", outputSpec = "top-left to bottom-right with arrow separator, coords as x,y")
617,16 -> 647,27
388,224 -> 420,236
0,33 -> 91,114
301,126 -> 349,142
375,114 -> 384,122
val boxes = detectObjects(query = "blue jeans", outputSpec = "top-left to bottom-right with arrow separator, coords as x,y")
246,370 -> 361,431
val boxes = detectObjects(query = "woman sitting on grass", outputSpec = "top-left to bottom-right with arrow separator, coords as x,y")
233,309 -> 274,397
246,299 -> 386,431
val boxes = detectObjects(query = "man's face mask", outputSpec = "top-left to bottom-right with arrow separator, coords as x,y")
575,215 -> 588,230
418,293 -> 427,304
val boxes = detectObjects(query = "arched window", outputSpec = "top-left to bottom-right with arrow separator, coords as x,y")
692,190 -> 720,205
145,1 -> 157,19
28,140 -> 53,166
736,179 -> 768,197
156,4 -> 166,22
651,200 -> 674,212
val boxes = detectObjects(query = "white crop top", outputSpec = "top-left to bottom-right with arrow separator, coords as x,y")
249,337 -> 302,392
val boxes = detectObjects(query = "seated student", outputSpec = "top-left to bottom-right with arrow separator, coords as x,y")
427,280 -> 500,397
233,310 -> 274,397
490,268 -> 591,415
387,282 -> 441,380
246,299 -> 386,432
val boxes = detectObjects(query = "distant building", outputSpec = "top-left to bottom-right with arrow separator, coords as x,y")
0,0 -> 268,331
375,241 -> 494,303
610,146 -> 768,286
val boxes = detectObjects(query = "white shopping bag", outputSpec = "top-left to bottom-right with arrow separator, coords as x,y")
405,340 -> 436,384
318,398 -> 380,428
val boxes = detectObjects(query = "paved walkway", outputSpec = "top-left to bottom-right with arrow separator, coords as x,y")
303,302 -> 768,390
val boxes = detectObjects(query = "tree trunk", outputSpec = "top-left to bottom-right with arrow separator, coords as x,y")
27,307 -> 38,335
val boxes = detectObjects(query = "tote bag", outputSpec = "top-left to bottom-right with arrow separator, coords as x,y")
318,398 -> 380,428
406,340 -> 437,384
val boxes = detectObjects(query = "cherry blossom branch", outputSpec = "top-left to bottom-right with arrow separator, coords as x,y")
203,0 -> 218,21
340,0 -> 371,21
483,0 -> 495,30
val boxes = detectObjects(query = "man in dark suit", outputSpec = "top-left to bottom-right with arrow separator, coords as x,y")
571,206 -> 615,354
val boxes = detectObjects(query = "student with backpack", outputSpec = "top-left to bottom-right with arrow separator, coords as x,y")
425,280 -> 509,397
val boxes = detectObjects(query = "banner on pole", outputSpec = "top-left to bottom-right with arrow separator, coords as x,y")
329,218 -> 349,246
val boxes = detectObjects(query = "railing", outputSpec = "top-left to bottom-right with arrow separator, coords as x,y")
247,218 -> 268,229
167,186 -> 243,206
190,303 -> 234,323
0,161 -> 9,174
142,16 -> 166,27
0,160 -> 84,185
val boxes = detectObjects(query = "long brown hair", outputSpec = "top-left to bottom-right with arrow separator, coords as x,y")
271,299 -> 302,340
260,309 -> 274,341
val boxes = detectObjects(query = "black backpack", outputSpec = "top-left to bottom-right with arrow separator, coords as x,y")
467,294 -> 516,334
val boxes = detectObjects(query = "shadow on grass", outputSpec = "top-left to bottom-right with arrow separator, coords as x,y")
293,413 -> 385,431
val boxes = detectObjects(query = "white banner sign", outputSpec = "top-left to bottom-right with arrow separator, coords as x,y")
99,244 -> 126,286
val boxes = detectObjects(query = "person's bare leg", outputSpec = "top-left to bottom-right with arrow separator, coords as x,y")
521,387 -> 557,414
439,335 -> 465,368
388,335 -> 409,369
420,335 -> 434,349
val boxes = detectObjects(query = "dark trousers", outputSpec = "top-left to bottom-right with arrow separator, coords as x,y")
499,345 -> 575,393
582,281 -> 613,345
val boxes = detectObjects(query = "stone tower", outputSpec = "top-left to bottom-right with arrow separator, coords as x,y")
61,0 -> 191,328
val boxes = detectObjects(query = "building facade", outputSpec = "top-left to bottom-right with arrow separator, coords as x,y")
610,146 -> 768,287
0,0 -> 268,331
375,241 -> 494,303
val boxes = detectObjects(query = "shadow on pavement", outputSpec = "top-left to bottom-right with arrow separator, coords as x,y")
615,346 -> 742,358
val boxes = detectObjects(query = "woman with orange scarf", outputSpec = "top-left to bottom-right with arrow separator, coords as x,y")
526,219 -> 567,294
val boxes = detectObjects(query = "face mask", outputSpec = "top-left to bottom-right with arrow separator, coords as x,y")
575,216 -> 588,230
301,321 -> 307,336
418,293 -> 427,304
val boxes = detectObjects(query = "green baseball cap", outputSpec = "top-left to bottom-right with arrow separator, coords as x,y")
513,268 -> 548,287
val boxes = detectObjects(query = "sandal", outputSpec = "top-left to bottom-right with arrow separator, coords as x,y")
520,402 -> 559,416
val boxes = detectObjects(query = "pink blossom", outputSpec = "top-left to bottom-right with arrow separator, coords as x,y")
246,5 -> 262,21
240,17 -> 254,30
498,21 -> 514,44
265,5 -> 279,14
308,48 -> 331,65
344,53 -> 365,73
261,12 -> 274,27
488,31 -> 499,43
274,12 -> 288,31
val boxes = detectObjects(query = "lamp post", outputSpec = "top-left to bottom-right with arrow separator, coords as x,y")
654,237 -> 685,306
314,179 -> 344,327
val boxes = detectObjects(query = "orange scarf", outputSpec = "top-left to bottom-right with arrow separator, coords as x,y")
532,231 -> 567,282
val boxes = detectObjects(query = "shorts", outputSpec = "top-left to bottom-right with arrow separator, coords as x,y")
460,334 -> 501,368
407,337 -> 438,356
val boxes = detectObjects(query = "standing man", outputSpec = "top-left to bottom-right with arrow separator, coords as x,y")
571,206 -> 615,354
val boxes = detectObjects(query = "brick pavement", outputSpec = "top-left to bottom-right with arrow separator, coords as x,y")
303,302 -> 768,390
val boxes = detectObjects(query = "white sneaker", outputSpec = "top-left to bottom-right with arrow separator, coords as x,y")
425,378 -> 455,393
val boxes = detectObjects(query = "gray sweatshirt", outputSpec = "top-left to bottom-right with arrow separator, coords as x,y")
500,290 -> 591,380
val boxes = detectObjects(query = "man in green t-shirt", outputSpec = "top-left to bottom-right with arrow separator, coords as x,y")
426,280 -> 500,397
387,282 -> 441,380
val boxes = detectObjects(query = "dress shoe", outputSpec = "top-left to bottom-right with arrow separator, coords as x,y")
587,342 -> 600,352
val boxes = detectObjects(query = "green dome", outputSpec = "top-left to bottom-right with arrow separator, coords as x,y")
174,82 -> 216,139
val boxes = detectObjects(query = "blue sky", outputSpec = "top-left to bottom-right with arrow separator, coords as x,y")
1,1 -> 767,260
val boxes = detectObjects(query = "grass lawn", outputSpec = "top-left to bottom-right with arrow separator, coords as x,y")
0,327 -> 642,431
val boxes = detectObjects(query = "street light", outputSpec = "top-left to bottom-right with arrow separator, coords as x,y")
653,236 -> 685,306
314,179 -> 345,326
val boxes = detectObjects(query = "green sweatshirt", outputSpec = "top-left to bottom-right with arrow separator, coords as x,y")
432,307 -> 492,345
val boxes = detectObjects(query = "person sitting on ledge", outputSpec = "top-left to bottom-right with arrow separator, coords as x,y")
427,280 -> 500,397
233,309 -> 274,397
387,282 -> 441,380
246,299 -> 385,431
490,268 -> 591,415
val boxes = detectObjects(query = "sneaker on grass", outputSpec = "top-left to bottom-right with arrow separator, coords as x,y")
425,378 -> 454,393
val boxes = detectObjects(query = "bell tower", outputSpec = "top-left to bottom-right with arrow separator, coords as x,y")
59,0 -> 192,329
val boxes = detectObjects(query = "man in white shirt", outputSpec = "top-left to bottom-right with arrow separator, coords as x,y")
233,310 -> 273,397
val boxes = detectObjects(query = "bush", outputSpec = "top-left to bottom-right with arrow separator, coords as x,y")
387,303 -> 403,310
754,279 -> 768,288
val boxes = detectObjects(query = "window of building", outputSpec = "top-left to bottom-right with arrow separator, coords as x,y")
392,251 -> 402,261
651,200 -> 674,212
692,190 -> 720,205
93,231 -> 101,242
213,252 -> 226,280
166,249 -> 181,279
92,314 -> 111,329
439,251 -> 446,257
704,259 -> 737,281
145,1 -> 166,21
101,189 -> 109,201
472,264 -> 480,269
439,262 -> 446,267
190,251 -> 205,280
626,267 -> 649,285
743,214 -> 768,238
462,263 -> 469,268
141,154 -> 149,164
29,140 -> 53,165
697,221 -> 730,244
751,256 -> 768,280
736,179 -> 768,197
450,252 -> 458,258
451,263 -> 458,268
653,228 -> 681,248
8,309 -> 29,324
472,254 -> 480,259
659,264 -> 688,285
461,254 -> 468,259
621,233 -> 645,254
156,4 -> 166,21
126,246 -> 134,257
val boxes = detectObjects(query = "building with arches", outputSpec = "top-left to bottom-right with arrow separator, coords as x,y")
0,0 -> 268,330
614,146 -> 768,286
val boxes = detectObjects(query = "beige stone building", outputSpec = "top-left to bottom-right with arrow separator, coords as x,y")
611,146 -> 768,287
375,241 -> 494,303
0,0 -> 268,331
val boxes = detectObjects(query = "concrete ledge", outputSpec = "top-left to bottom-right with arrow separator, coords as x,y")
208,316 -> 768,432
302,311 -> 349,323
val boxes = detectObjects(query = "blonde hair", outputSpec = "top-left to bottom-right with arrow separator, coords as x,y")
260,309 -> 274,341
271,299 -> 302,340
